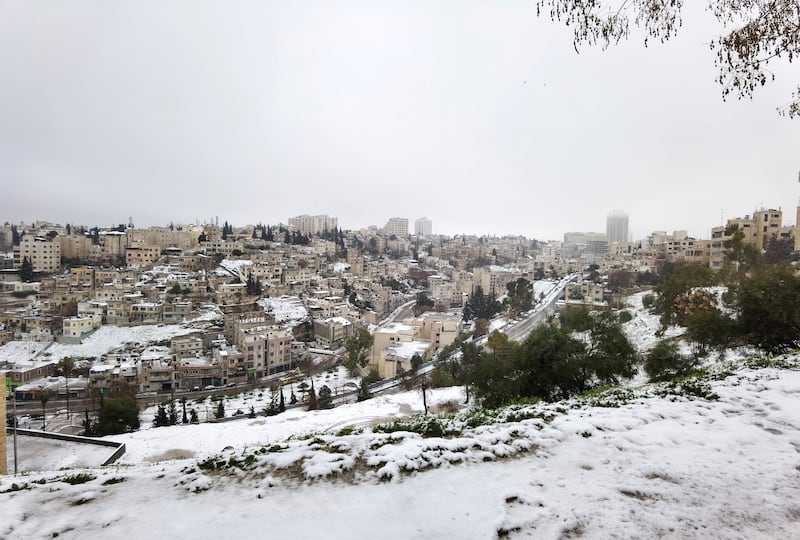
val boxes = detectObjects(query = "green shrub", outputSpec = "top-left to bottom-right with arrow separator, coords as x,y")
61,473 -> 96,485
644,340 -> 696,382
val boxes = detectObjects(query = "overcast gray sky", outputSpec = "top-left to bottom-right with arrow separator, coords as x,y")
1,1 -> 798,241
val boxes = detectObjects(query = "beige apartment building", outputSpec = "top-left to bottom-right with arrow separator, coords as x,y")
370,322 -> 433,379
62,314 -> 102,339
126,227 -> 201,251
125,244 -> 161,267
15,236 -> 61,273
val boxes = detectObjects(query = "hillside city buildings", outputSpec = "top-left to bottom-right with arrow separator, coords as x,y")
1,205 -> 797,406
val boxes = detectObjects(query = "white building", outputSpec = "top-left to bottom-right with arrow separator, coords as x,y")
414,217 -> 432,237
383,217 -> 409,238
606,211 -> 629,245
288,215 -> 338,235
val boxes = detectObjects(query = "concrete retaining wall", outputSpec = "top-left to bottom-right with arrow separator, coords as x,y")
4,427 -> 126,466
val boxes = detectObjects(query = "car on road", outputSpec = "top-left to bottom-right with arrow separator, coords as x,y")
204,385 -> 216,390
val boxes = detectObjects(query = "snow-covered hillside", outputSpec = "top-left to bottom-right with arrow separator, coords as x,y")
3,291 -> 799,539
3,353 -> 800,539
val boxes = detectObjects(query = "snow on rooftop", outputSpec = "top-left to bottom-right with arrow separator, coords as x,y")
258,296 -> 308,323
332,262 -> 350,273
386,340 -> 431,359
0,324 -> 198,364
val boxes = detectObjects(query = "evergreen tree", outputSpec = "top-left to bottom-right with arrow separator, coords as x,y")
153,404 -> 170,427
734,264 -> 800,353
82,408 -> 94,436
181,398 -> 188,424
318,385 -> 333,409
94,397 -> 140,435
279,387 -> 286,412
215,400 -> 225,419
290,386 -> 297,405
190,409 -> 199,423
168,400 -> 179,425
307,380 -> 318,411
344,328 -> 374,375
19,256 -> 34,282
357,377 -> 371,402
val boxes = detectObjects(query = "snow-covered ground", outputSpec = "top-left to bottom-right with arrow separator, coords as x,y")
3,356 -> 800,539
3,290 -> 800,538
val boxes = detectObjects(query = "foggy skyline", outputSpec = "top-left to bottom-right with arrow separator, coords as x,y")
1,1 -> 798,242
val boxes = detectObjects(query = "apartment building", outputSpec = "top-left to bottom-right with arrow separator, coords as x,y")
414,217 -> 432,237
62,314 -> 102,339
287,214 -> 338,235
383,217 -> 409,238
171,335 -> 204,358
370,322 -> 432,379
312,316 -> 353,348
15,236 -> 61,273
125,244 -> 161,267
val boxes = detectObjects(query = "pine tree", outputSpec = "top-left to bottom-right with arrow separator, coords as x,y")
279,387 -> 286,412
181,398 -> 188,424
168,400 -> 178,425
153,404 -> 169,427
82,408 -> 94,436
357,377 -> 371,402
307,380 -> 318,411
190,409 -> 199,423
318,385 -> 333,409
19,256 -> 34,282
215,400 -> 225,419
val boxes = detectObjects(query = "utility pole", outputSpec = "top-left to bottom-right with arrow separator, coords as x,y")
13,392 -> 19,475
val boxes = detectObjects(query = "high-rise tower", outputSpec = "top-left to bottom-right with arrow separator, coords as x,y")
606,211 -> 629,245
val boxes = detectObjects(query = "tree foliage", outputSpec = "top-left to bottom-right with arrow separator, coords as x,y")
653,263 -> 715,327
19,256 -> 34,282
468,312 -> 638,407
534,0 -> 800,117
644,339 -> 697,382
462,286 -> 501,322
344,328 -> 374,375
94,397 -> 140,435
732,264 -> 800,352
504,278 -> 533,315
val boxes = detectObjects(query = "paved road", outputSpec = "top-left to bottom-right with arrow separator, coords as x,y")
502,274 -> 580,342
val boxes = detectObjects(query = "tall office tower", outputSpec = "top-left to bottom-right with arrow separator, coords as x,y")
414,217 -> 432,237
606,211 -> 629,245
384,217 -> 409,237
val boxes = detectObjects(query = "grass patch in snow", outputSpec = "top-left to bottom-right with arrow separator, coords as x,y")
61,473 -> 96,485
